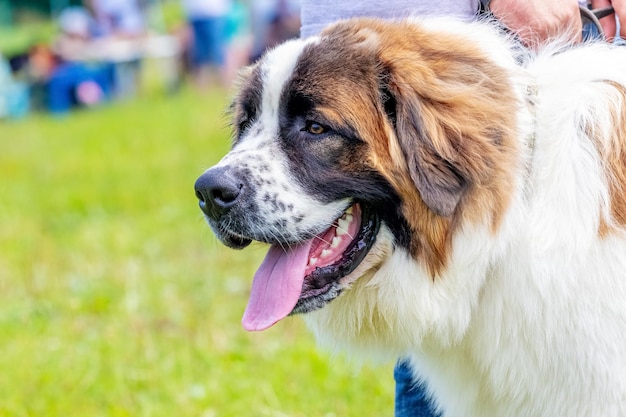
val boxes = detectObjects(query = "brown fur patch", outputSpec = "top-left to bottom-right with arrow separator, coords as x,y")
592,81 -> 626,236
320,19 -> 521,275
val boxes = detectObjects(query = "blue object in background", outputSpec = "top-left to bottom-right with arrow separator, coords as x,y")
46,62 -> 115,114
0,54 -> 29,119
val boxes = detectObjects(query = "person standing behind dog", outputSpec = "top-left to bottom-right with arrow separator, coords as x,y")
590,0 -> 626,41
182,0 -> 232,89
298,0 -> 623,416
300,0 -> 584,44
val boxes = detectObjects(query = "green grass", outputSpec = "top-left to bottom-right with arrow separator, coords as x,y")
0,88 -> 393,416
0,21 -> 57,57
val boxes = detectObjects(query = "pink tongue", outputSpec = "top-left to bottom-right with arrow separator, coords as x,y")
241,240 -> 314,331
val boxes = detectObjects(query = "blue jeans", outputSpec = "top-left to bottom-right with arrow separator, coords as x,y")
394,360 -> 441,417
189,16 -> 227,67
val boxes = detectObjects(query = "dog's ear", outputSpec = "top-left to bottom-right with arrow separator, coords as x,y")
381,74 -> 468,217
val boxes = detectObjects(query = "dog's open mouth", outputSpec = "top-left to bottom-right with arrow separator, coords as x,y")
242,203 -> 380,331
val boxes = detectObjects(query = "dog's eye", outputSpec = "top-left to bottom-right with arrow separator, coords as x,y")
303,121 -> 327,135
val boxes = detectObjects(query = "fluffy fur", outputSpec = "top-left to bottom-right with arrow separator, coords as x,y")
197,16 -> 626,417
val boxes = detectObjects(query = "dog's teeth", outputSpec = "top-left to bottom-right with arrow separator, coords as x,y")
345,214 -> 354,223
308,257 -> 318,267
321,249 -> 332,259
331,236 -> 341,248
337,218 -> 350,233
339,206 -> 353,221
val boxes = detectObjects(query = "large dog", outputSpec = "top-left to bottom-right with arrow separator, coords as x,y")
194,16 -> 626,416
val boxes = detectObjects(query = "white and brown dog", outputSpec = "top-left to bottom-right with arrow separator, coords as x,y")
195,16 -> 626,417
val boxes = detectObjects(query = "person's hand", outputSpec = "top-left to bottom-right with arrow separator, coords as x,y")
590,0 -> 626,41
489,0 -> 582,48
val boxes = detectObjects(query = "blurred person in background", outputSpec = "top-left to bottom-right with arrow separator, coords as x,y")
223,0 -> 252,86
182,0 -> 232,89
88,0 -> 146,38
249,0 -> 300,62
0,52 -> 29,118
86,0 -> 147,98
28,6 -> 115,114
28,0 -> 152,114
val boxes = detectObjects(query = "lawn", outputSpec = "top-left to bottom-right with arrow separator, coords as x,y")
0,88 -> 394,416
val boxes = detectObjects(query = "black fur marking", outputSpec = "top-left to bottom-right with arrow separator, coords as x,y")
233,65 -> 264,142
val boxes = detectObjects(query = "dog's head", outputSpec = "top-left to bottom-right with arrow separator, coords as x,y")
195,18 -> 523,333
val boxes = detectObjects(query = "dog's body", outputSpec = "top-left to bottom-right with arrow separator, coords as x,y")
195,16 -> 626,416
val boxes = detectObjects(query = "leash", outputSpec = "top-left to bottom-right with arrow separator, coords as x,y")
579,5 -> 615,40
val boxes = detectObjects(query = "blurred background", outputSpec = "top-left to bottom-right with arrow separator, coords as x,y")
0,1 -> 393,415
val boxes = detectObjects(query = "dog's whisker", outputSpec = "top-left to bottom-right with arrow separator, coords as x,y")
334,226 -> 355,241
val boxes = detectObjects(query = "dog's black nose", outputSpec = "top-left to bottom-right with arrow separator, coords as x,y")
194,167 -> 243,219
